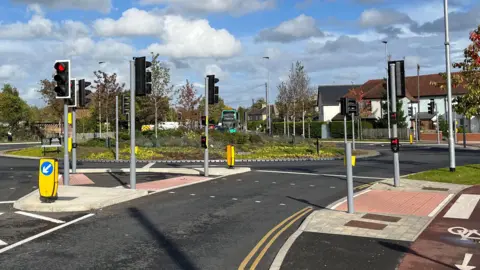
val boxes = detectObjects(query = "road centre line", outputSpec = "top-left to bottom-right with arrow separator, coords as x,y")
0,213 -> 94,254
249,208 -> 314,269
238,207 -> 312,270
15,211 -> 65,224
0,201 -> 15,204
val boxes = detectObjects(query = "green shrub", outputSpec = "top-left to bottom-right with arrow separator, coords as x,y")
249,134 -> 263,144
272,121 -> 325,138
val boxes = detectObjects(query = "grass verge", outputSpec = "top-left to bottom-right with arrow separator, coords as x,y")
406,164 -> 480,185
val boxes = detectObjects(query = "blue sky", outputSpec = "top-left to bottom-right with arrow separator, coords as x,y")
0,0 -> 478,108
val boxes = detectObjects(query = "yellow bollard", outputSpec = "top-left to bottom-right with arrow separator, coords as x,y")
135,146 -> 138,154
344,155 -> 356,167
39,158 -> 59,203
68,137 -> 72,152
226,144 -> 235,168
409,134 -> 413,144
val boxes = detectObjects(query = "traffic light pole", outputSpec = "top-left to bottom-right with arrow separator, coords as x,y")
130,60 -> 136,189
115,95 -> 119,161
389,63 -> 400,187
63,101 -> 70,186
343,115 -> 347,145
72,107 -> 77,174
204,77 -> 209,177
351,113 -> 355,150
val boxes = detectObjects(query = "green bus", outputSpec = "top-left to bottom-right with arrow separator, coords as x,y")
220,110 -> 239,133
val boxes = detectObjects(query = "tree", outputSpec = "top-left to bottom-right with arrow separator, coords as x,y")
377,91 -> 407,128
92,70 -> 125,134
177,80 -> 202,129
37,79 -> 63,121
2,84 -> 19,96
431,25 -> 480,118
0,86 -> 30,131
251,98 -> 266,109
149,52 -> 174,137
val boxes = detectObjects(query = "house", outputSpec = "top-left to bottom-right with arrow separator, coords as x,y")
314,84 -> 361,122
344,72 -> 478,132
247,104 -> 278,121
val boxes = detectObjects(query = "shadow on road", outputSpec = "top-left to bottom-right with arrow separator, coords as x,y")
128,207 -> 199,270
378,241 -> 452,269
108,172 -> 128,187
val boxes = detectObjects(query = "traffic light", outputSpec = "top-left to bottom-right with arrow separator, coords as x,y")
390,137 -> 400,153
340,97 -> 347,115
347,98 -> 359,116
78,79 -> 91,108
408,106 -> 413,117
201,135 -> 207,149
207,75 -> 219,105
388,60 -> 406,98
122,95 -> 130,115
134,56 -> 152,96
67,79 -> 77,107
428,99 -> 435,114
390,112 -> 397,125
53,60 -> 70,99
201,116 -> 206,126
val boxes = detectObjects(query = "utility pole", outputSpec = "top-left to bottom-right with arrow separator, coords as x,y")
383,41 -> 391,139
417,64 -> 421,141
99,100 -> 102,138
115,95 -> 119,160
204,76 -> 209,177
443,0 -> 456,172
63,100 -> 70,185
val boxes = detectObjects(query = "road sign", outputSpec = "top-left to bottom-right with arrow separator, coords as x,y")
39,158 -> 59,202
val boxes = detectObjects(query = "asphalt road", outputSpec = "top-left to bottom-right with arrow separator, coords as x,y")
0,146 -> 479,269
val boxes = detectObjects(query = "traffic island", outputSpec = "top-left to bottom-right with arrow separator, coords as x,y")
13,185 -> 149,212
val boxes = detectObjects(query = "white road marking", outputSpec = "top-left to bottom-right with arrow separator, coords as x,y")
0,201 -> 15,204
237,179 -> 242,181
9,187 -> 15,190
142,162 -> 156,169
0,212 -> 3,216
456,253 -> 474,270
168,191 -> 175,194
0,213 -> 94,254
272,182 -> 277,184
290,183 -> 295,186
330,190 -> 372,210
190,193 -> 196,196
15,211 -> 65,224
210,196 -> 215,198
428,194 -> 454,217
255,180 -> 259,183
321,174 -> 385,180
330,186 -> 335,189
279,203 -> 286,206
255,201 -> 261,203
443,194 -> 480,219
257,170 -> 318,176
232,198 -> 238,201
310,185 -> 315,187
0,239 -> 6,246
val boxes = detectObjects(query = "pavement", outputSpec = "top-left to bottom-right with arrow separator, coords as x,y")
275,177 -> 479,270
0,144 -> 479,269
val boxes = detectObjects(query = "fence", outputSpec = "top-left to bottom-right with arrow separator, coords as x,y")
360,128 -> 410,140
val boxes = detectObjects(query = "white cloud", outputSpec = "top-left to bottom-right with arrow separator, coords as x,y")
139,0 -> 275,15
359,8 -> 413,28
93,8 -> 161,37
0,14 -> 53,39
256,14 -> 324,43
0,65 -> 27,80
12,0 -> 112,13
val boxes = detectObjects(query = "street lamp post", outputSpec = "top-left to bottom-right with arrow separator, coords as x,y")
382,41 -> 391,139
263,56 -> 271,136
443,0 -> 456,171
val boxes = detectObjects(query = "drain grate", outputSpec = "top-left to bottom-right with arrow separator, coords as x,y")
344,220 -> 387,230
422,187 -> 449,191
362,213 -> 401,223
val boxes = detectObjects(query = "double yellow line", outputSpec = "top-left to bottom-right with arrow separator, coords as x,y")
238,206 -> 313,270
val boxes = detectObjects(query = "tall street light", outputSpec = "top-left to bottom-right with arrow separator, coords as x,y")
263,56 -> 271,135
443,0 -> 456,171
382,41 -> 391,139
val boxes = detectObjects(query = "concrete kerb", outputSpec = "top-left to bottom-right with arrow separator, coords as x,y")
0,149 -> 381,164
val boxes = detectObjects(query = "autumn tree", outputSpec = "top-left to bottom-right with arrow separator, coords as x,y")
431,25 -> 480,118
37,79 -> 64,121
177,80 -> 202,129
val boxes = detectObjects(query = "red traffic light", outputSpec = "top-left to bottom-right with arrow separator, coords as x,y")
54,62 -> 66,72
391,138 -> 399,144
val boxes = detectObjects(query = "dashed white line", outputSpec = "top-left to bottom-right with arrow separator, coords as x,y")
210,196 -> 215,198
168,191 -> 175,194
272,182 -> 277,184
257,170 -> 318,176
310,185 -> 315,187
0,201 -> 15,204
15,211 -> 65,224
330,186 -> 336,189
255,180 -> 259,183
0,213 -> 94,254
142,162 -> 156,169
320,174 -> 385,180
232,198 -> 238,201
255,201 -> 261,203
279,203 -> 286,206
190,193 -> 196,196
237,179 -> 242,182
290,183 -> 295,186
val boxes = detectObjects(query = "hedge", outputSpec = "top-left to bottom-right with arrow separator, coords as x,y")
329,121 -> 374,138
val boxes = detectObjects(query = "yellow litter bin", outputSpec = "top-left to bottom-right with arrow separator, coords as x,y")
38,158 -> 59,203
